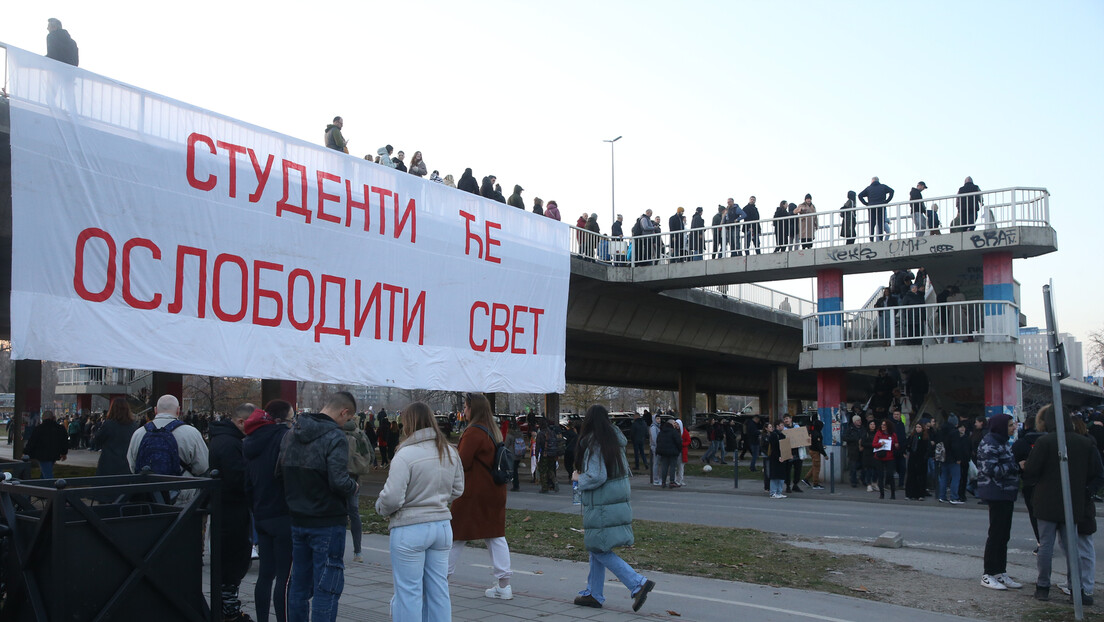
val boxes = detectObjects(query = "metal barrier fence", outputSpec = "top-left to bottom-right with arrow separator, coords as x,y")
697,283 -> 816,316
569,187 -> 1049,267
801,300 -> 1019,350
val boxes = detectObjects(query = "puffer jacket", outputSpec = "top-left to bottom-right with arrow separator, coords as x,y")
578,428 -> 633,553
280,412 -> 358,527
975,414 -> 1019,502
375,427 -> 464,529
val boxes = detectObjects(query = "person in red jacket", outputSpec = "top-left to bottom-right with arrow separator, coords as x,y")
873,419 -> 898,500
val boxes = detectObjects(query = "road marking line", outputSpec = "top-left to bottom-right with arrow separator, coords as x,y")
644,588 -> 859,622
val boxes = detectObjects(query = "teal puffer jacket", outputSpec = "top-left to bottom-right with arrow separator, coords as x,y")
578,428 -> 633,553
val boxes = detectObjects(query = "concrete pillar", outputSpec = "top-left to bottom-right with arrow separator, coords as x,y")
150,372 -> 183,410
768,366 -> 788,423
543,393 -> 560,420
13,359 -> 42,457
757,392 -> 769,416
706,392 -> 718,414
983,252 -> 1015,341
486,393 -> 497,413
261,380 -> 298,409
678,369 -> 697,427
816,268 -> 844,349
817,369 -> 846,445
984,363 -> 1017,418
77,395 -> 92,415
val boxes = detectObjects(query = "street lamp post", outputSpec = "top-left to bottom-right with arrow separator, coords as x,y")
603,136 -> 622,228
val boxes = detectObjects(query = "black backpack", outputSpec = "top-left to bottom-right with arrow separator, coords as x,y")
543,427 -> 565,457
472,425 -> 513,485
631,219 -> 643,237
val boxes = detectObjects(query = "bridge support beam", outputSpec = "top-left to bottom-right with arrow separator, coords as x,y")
816,268 -> 844,350
984,363 -> 1017,418
769,366 -> 788,423
262,380 -> 298,409
13,359 -> 42,457
150,372 -> 183,410
817,368 -> 847,482
678,369 -> 696,426
706,392 -> 717,414
544,393 -> 560,420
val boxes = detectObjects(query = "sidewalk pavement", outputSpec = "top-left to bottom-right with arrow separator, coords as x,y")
218,533 -> 979,622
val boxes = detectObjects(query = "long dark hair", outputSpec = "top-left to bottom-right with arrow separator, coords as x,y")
573,405 -> 626,479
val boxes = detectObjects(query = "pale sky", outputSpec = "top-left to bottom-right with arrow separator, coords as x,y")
4,1 -> 1102,373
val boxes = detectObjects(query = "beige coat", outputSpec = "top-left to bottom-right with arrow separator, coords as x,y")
797,203 -> 818,240
375,427 -> 464,529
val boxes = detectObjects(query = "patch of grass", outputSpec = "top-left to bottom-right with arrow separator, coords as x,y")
681,461 -> 761,481
53,464 -> 98,479
359,498 -> 860,595
1024,603 -> 1104,622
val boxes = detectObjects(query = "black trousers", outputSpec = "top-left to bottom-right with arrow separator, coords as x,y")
984,500 -> 1015,575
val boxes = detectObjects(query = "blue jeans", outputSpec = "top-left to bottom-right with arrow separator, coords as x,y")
390,519 -> 452,622
748,443 -> 760,470
770,478 -> 785,495
579,550 -> 647,605
39,460 -> 55,479
937,462 -> 961,501
1037,519 -> 1096,595
288,524 -> 346,622
701,440 -> 722,463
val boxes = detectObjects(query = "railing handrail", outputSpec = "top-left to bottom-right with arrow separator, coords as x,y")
801,299 -> 1018,319
567,186 -> 1050,265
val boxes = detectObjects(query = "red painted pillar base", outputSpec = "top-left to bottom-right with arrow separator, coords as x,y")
984,363 -> 1017,418
77,395 -> 92,415
817,369 -> 846,443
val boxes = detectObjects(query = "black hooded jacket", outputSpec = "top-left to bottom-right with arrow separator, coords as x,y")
208,418 -> 250,517
458,170 -> 479,194
480,177 -> 496,199
243,419 -> 290,522
47,28 -> 79,66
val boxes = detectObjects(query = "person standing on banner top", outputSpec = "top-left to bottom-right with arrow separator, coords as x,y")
46,18 -> 79,66
324,117 -> 348,153
448,393 -> 514,600
281,391 -> 360,622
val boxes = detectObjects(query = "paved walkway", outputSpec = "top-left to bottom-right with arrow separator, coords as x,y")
217,533 -> 977,622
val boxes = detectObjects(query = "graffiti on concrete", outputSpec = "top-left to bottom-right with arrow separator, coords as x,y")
827,247 -> 877,262
888,238 -> 929,255
929,244 -> 955,254
969,229 -> 1017,248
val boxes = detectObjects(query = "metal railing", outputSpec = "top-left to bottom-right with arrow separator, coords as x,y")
569,187 -> 1049,267
801,300 -> 1019,350
696,283 -> 816,316
57,366 -> 151,386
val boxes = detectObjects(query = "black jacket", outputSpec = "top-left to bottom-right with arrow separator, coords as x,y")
630,418 -> 649,443
26,419 -> 68,462
655,425 -> 681,457
480,177 -> 496,199
243,419 -> 291,522
392,158 -> 407,173
95,420 -> 138,476
858,181 -> 895,206
458,172 -> 480,195
691,213 -> 705,229
743,204 -> 760,222
908,187 -> 925,214
611,221 -> 623,237
280,413 -> 357,527
668,213 -> 684,232
47,29 -> 79,66
208,419 -> 249,506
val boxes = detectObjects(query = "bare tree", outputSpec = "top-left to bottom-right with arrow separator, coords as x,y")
0,341 -> 11,393
184,375 -> 261,414
1089,326 -> 1104,376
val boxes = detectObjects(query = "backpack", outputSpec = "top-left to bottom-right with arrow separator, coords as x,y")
135,420 -> 186,475
473,425 -> 513,485
348,429 -> 374,476
631,219 -> 643,237
933,441 -> 946,463
513,436 -> 527,459
542,427 -> 565,458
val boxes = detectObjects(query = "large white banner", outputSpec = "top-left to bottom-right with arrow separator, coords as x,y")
6,46 -> 569,393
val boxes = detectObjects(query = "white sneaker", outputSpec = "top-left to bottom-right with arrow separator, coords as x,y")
981,574 -> 1007,590
485,585 -> 513,600
353,553 -> 364,563
1059,583 -> 1072,595
251,546 -> 259,560
997,573 -> 1022,589
866,485 -> 874,492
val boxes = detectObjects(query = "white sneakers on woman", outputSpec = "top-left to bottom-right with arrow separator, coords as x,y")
486,585 -> 513,599
981,573 -> 1022,590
